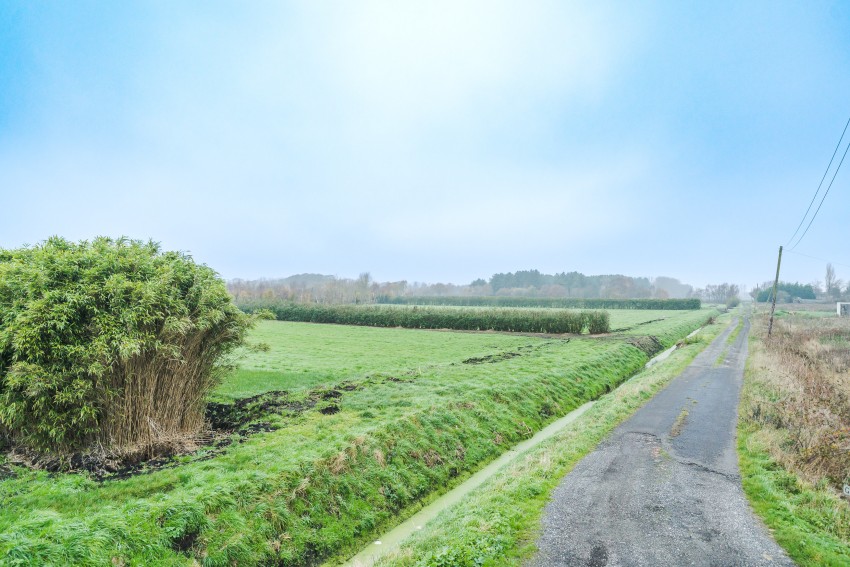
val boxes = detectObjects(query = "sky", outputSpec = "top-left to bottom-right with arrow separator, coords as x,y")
1,1 -> 849,292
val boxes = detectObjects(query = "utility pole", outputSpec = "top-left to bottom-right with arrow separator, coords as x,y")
767,245 -> 783,337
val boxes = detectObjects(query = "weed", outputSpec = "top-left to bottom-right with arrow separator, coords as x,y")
739,312 -> 850,565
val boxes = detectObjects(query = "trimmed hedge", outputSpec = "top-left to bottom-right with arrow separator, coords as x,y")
375,296 -> 701,310
239,302 -> 610,334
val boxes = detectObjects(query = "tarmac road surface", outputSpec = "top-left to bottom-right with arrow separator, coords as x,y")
529,315 -> 795,567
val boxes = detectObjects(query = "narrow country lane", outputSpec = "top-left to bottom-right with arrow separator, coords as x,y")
529,315 -> 795,566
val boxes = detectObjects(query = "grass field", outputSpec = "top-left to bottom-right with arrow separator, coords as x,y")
0,309 -> 717,566
218,322 -> 550,399
221,310 -> 715,401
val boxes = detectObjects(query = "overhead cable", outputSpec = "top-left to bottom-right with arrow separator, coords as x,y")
787,115 -> 850,246
790,135 -> 850,250
785,249 -> 850,270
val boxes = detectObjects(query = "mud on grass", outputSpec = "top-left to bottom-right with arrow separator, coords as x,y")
4,382 -> 365,481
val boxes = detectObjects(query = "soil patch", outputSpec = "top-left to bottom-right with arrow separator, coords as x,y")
0,463 -> 16,480
3,380 -> 364,482
610,318 -> 667,333
627,335 -> 665,357
463,351 -> 521,364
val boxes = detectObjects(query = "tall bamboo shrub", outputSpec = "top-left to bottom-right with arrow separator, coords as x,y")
0,237 -> 250,455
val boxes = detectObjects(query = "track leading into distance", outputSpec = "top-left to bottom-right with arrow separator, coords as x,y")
529,314 -> 794,567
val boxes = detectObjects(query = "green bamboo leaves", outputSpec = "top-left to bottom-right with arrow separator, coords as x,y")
0,237 -> 250,455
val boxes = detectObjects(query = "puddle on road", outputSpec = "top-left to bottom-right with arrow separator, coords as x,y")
337,401 -> 595,567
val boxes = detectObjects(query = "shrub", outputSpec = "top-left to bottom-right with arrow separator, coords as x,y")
0,237 -> 250,456
238,302 -> 610,334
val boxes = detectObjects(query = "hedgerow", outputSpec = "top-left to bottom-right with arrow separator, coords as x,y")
0,236 -> 250,456
375,296 -> 701,310
238,302 -> 610,334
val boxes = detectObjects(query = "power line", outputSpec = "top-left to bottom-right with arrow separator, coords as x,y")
785,249 -> 850,271
787,115 -> 850,246
790,135 -> 850,250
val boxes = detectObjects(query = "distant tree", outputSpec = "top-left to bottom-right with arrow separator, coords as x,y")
825,263 -> 843,298
699,283 -> 740,303
355,272 -> 372,303
826,264 -> 837,295
652,276 -> 693,299
755,282 -> 816,302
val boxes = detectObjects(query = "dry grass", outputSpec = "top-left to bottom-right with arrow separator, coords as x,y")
745,313 -> 850,489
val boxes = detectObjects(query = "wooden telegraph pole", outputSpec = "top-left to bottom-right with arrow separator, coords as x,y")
767,245 -> 783,337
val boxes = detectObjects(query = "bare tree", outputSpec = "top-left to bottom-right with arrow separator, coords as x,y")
825,264 -> 836,296
825,263 -> 843,298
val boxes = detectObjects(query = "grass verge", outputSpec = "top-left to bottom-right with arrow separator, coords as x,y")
737,312 -> 850,566
372,312 -> 730,566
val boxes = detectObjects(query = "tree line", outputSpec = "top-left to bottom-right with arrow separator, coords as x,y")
228,270 -> 704,304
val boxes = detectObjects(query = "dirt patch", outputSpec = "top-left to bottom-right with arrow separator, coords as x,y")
319,404 -> 340,415
0,463 -> 16,480
3,381 -> 358,482
205,389 -> 318,430
171,529 -> 199,553
463,351 -> 521,364
462,342 -> 555,365
610,318 -> 667,333
627,335 -> 665,357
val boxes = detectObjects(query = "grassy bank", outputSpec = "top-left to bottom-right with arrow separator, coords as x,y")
1,310 -> 716,566
738,312 -> 850,566
371,311 -> 730,566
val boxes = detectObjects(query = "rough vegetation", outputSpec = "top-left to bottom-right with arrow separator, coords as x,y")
739,310 -> 850,565
0,237 -> 250,458
745,314 -> 849,489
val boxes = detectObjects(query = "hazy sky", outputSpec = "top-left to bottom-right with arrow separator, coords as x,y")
2,1 -> 849,291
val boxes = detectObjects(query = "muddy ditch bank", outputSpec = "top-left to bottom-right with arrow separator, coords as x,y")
2,381 -> 367,482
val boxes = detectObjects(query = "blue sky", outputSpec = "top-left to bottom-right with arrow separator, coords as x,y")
1,1 -> 849,292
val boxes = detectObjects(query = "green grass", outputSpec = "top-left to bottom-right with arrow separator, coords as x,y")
219,322 -> 540,399
616,308 -> 718,347
374,312 -> 730,566
738,424 -> 850,566
606,309 -> 687,332
726,316 -> 744,344
0,310 -> 718,566
220,310 -> 714,400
